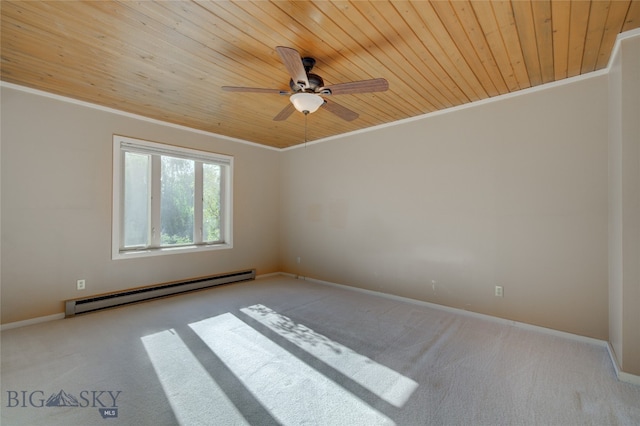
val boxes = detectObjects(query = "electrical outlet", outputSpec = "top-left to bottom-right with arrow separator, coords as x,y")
495,286 -> 503,297
296,256 -> 301,264
77,279 -> 86,291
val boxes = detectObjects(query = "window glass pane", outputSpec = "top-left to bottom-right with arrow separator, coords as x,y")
161,156 -> 194,246
203,163 -> 221,242
123,152 -> 150,247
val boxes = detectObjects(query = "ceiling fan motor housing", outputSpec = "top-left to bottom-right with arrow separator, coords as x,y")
290,73 -> 324,93
287,56 -> 324,92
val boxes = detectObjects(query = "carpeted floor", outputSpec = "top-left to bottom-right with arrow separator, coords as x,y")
1,275 -> 639,425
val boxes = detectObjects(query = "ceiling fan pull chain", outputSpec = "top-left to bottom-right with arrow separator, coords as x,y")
304,112 -> 308,147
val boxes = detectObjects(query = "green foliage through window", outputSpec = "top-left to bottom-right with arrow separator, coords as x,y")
161,156 -> 195,246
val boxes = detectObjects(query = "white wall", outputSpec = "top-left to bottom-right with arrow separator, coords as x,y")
608,31 -> 640,376
281,74 -> 609,340
0,86 -> 281,323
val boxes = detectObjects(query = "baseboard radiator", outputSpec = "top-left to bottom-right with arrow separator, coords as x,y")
65,269 -> 256,317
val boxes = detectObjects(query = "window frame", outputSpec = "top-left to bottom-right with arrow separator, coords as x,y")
112,135 -> 233,260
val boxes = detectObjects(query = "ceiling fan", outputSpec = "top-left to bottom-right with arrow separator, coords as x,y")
222,46 -> 389,122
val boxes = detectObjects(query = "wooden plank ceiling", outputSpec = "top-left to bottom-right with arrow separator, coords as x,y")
2,1 -> 639,148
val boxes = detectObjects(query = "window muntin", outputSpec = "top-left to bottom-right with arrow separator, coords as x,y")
113,135 -> 232,259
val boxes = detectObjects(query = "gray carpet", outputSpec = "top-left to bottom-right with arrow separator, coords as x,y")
1,275 -> 639,425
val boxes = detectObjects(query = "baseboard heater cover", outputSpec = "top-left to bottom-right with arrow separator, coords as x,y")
65,269 -> 256,317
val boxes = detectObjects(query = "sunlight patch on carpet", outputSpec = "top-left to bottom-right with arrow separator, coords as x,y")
141,329 -> 249,426
241,304 -> 418,407
190,313 -> 395,426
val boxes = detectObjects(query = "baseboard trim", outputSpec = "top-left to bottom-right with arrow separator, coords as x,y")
301,276 -> 605,345
256,272 -> 286,280
606,343 -> 640,386
298,275 -> 640,386
1,313 -> 65,331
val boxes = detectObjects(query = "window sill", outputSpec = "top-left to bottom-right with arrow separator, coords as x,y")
112,242 -> 232,260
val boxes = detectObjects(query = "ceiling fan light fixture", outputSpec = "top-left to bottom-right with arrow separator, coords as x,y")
290,92 -> 324,114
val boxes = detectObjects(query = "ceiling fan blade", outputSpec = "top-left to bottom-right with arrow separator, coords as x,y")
322,78 -> 389,95
273,103 -> 296,121
322,99 -> 359,121
276,46 -> 309,90
222,86 -> 289,95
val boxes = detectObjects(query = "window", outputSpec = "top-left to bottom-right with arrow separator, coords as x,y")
112,135 -> 233,259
